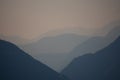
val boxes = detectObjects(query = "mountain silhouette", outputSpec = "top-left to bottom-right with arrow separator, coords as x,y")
22,34 -> 88,53
62,36 -> 120,80
70,26 -> 120,58
0,40 -> 68,80
21,33 -> 89,71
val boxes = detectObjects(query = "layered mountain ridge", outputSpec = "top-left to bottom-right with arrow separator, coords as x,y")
0,40 -> 69,80
62,36 -> 120,80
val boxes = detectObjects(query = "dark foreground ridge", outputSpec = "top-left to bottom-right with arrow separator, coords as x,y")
0,40 -> 68,80
62,36 -> 120,80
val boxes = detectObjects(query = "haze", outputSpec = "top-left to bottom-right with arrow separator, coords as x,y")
0,0 -> 120,44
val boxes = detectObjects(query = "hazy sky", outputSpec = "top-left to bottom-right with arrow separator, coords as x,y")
1,0 -> 120,42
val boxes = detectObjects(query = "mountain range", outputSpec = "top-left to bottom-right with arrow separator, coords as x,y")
22,34 -> 89,54
21,34 -> 89,71
22,26 -> 120,71
1,25 -> 120,72
0,40 -> 69,80
70,26 -> 120,57
62,36 -> 120,80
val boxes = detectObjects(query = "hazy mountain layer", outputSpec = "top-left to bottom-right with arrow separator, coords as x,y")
62,36 -> 120,80
21,34 -> 89,71
70,26 -> 120,57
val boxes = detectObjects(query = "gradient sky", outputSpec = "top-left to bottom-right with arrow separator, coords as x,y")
1,0 -> 120,43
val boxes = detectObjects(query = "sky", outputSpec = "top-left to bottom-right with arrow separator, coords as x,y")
0,0 -> 120,44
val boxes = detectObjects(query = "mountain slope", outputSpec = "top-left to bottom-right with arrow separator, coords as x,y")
70,26 -> 120,57
62,37 -> 120,80
0,40 -> 68,80
21,34 -> 89,71
22,34 -> 88,53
